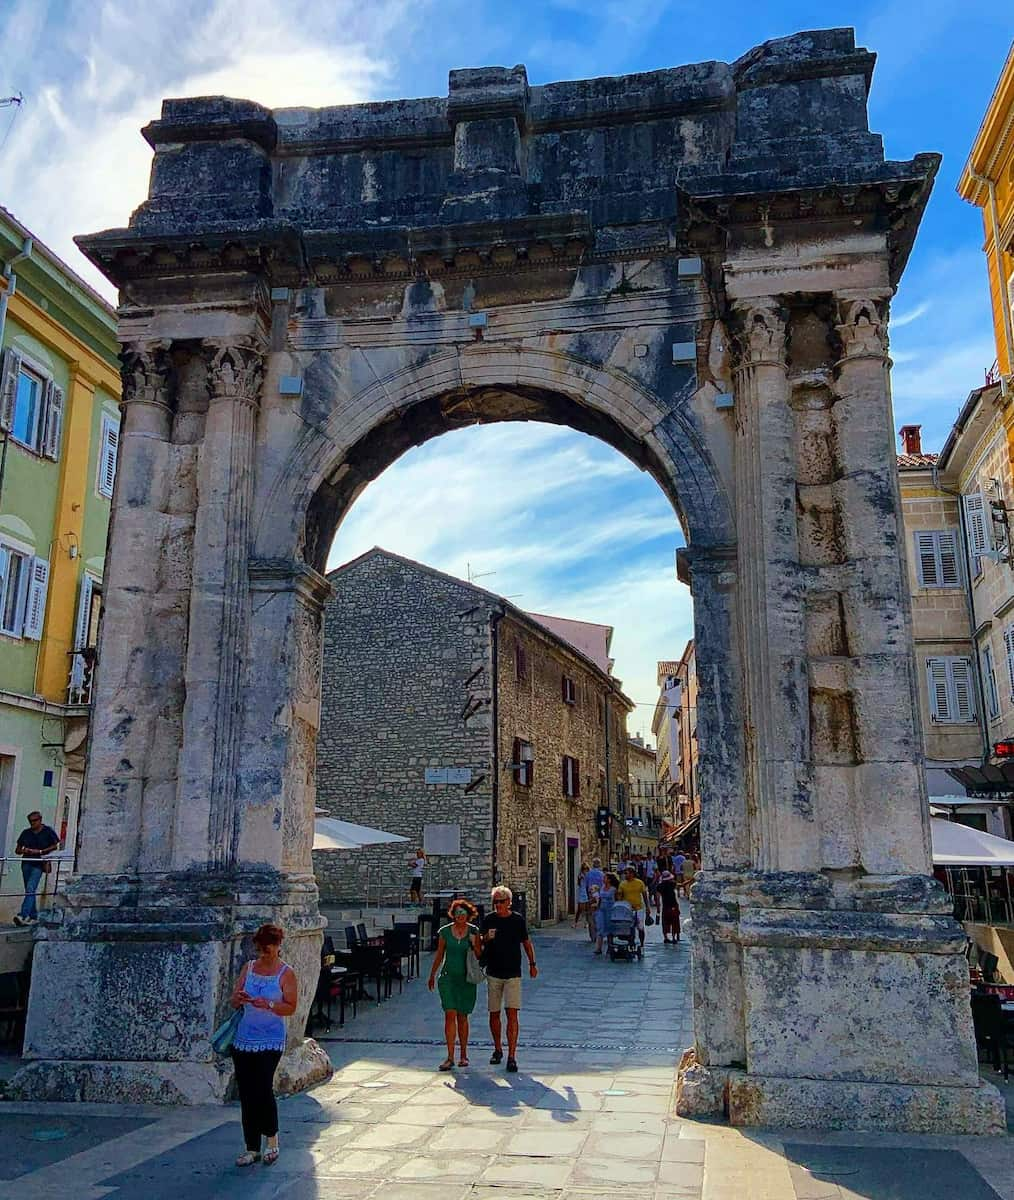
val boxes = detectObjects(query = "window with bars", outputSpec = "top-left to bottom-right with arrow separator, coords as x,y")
512,738 -> 533,786
926,656 -> 976,723
914,530 -> 961,588
982,644 -> 1000,720
562,755 -> 580,797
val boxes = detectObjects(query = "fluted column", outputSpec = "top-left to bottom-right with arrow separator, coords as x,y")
730,298 -> 817,872
832,293 -> 930,874
77,340 -> 175,877
173,338 -> 265,871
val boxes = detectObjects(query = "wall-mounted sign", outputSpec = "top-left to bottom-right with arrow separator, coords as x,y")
424,767 -> 473,785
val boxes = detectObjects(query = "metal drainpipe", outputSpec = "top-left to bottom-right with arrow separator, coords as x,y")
932,463 -> 992,764
490,608 -> 504,887
968,166 -> 1014,380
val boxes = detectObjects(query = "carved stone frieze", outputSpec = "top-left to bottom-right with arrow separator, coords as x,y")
204,338 -> 265,406
730,298 -> 788,369
835,294 -> 890,362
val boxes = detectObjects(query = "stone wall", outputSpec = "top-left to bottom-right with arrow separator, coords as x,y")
495,614 -> 630,919
315,550 -> 496,902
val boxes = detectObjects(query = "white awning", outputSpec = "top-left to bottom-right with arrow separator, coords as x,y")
930,818 -> 1014,866
313,817 -> 410,851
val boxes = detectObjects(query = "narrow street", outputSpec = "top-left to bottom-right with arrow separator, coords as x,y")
3,909 -> 1014,1199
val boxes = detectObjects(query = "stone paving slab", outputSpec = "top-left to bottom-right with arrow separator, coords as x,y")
2,918 -> 1014,1200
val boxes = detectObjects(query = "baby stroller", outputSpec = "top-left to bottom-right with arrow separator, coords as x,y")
608,900 -> 642,961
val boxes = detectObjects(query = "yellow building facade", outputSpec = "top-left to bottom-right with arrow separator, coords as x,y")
958,43 -> 1014,382
0,207 -> 120,918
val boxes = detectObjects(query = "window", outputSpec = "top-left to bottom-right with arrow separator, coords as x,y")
562,755 -> 580,797
963,492 -> 990,576
97,414 -> 120,498
0,350 -> 64,459
926,656 -> 976,723
69,574 -> 102,703
562,674 -> 576,704
983,644 -> 1000,720
517,842 -> 528,868
1004,625 -> 1014,702
512,738 -> 533,786
914,530 -> 961,588
0,543 -> 47,639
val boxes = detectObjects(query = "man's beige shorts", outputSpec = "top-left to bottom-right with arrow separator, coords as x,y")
486,975 -> 522,1011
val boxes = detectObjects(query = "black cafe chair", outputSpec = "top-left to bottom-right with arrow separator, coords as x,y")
971,992 -> 1013,1080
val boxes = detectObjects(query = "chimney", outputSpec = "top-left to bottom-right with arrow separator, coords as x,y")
899,424 -> 922,456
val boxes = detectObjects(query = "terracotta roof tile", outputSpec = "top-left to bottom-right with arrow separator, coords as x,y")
897,452 -> 939,469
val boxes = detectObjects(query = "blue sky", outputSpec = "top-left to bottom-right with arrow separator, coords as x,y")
1,0 -> 1009,716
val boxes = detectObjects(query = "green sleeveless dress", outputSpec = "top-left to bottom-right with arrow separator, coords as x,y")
436,923 -> 478,1014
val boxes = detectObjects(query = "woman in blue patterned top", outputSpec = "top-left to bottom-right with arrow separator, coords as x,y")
229,923 -> 298,1166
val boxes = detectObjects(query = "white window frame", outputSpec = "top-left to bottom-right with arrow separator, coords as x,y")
562,754 -> 580,798
0,350 -> 63,461
926,655 -> 977,724
983,644 -> 1000,720
0,537 -> 32,638
914,529 -> 961,588
97,412 -> 120,499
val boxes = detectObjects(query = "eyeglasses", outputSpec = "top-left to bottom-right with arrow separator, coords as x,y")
493,899 -> 511,906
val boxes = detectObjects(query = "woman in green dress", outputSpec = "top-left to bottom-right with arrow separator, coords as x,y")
427,899 -> 482,1070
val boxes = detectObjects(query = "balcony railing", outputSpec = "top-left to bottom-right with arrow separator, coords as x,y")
68,647 -> 97,705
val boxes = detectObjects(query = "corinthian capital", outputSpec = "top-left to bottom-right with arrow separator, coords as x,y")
835,294 -> 890,362
730,298 -> 787,368
204,338 -> 265,406
120,339 -> 174,411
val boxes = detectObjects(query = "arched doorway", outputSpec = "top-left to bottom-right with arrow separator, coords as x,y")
13,38 -> 1004,1130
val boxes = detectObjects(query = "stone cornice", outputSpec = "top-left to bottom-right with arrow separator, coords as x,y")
250,558 -> 332,609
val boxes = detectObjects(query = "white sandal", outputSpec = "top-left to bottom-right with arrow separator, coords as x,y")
236,1151 -> 260,1167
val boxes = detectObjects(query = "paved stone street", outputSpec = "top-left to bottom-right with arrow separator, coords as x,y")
3,913 -> 1014,1198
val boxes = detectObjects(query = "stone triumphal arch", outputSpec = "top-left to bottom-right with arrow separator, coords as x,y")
13,29 -> 1004,1130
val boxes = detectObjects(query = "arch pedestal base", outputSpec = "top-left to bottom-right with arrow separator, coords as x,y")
9,869 -> 326,1106
678,872 -> 1006,1134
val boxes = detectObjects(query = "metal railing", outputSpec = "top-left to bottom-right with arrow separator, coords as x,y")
0,853 -> 75,919
943,865 -> 1014,927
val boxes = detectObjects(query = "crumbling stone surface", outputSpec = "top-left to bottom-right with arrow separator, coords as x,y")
26,28 -> 998,1131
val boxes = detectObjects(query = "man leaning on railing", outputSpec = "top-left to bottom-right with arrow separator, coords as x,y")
12,811 -> 60,926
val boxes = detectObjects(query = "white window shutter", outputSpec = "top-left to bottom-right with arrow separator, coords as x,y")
0,348 -> 22,433
42,382 -> 65,460
983,646 -> 1000,719
951,657 -> 975,722
98,415 -> 120,498
23,556 -> 50,640
915,531 -> 938,586
938,531 -> 960,586
927,658 -> 950,721
73,573 -> 94,651
963,492 -> 991,556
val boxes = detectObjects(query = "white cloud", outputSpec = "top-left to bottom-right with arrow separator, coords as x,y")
0,0 -> 414,297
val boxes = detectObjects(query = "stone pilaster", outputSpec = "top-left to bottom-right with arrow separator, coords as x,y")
77,340 -> 175,877
832,294 -> 930,874
173,338 -> 264,870
730,298 -> 817,872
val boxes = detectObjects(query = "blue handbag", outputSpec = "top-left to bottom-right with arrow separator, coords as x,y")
211,1008 -> 243,1055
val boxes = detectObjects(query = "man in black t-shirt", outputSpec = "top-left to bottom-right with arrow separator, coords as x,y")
481,886 -> 538,1073
14,811 -> 60,925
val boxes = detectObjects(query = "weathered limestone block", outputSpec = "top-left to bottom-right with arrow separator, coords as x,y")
275,1038 -> 333,1094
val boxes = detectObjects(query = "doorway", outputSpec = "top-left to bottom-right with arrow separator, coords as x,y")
539,834 -> 555,923
566,837 -> 579,915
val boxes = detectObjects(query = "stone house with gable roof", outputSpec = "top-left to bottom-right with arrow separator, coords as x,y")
315,548 -> 633,923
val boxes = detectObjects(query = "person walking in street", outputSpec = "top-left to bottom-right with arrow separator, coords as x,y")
617,865 -> 649,947
229,923 -> 298,1167
409,848 -> 426,904
593,871 -> 620,955
482,886 -> 538,1072
586,857 -> 605,893
427,900 -> 481,1070
13,811 -> 60,926
573,862 -> 590,931
678,853 -> 698,898
656,869 -> 681,943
